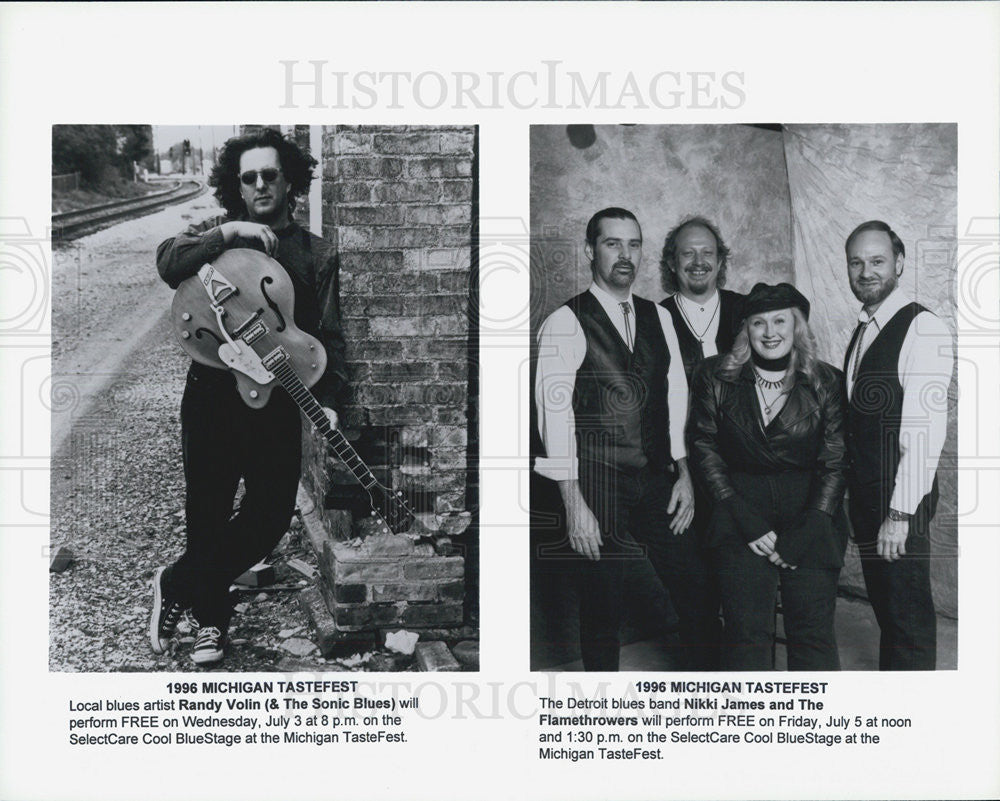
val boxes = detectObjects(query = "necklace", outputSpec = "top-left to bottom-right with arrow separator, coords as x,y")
754,370 -> 786,391
676,293 -> 721,343
754,382 -> 788,422
753,368 -> 789,422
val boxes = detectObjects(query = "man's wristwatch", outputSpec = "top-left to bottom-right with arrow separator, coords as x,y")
887,508 -> 912,522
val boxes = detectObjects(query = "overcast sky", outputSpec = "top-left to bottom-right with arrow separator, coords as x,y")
152,125 -> 239,154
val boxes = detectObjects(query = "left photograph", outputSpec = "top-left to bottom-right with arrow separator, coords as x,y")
50,124 -> 479,672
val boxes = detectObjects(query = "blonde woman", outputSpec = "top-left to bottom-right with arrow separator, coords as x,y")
689,282 -> 848,671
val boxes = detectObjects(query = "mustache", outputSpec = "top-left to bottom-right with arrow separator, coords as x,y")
613,259 -> 635,270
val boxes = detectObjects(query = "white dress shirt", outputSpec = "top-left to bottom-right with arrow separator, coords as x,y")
674,290 -> 722,358
846,288 -> 954,515
534,283 -> 689,481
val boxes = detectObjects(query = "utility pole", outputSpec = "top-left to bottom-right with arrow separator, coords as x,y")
151,125 -> 161,175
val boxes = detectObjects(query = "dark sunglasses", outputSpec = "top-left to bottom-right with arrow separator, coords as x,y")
240,168 -> 281,186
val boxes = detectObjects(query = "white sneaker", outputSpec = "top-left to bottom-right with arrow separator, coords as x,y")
192,626 -> 225,665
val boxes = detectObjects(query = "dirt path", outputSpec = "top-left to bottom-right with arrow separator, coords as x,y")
48,203 -> 370,673
50,191 -> 220,457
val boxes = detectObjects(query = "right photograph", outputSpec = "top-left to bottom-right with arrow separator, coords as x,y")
529,123 -> 957,672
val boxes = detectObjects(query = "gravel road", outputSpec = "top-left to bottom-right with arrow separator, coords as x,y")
48,198 -> 373,673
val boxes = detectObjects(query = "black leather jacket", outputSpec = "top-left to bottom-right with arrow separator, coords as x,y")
689,357 -> 847,516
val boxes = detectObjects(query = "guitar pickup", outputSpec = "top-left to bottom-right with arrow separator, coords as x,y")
261,347 -> 288,370
239,320 -> 267,345
233,310 -> 265,343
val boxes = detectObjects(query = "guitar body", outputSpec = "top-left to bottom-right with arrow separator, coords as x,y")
170,248 -> 416,537
171,249 -> 326,409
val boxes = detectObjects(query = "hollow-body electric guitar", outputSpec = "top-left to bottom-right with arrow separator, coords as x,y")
171,248 -> 415,537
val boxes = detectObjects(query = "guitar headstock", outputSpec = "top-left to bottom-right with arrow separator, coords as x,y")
366,483 -> 416,535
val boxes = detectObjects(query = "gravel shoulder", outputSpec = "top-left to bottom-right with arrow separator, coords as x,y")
48,204 -> 386,673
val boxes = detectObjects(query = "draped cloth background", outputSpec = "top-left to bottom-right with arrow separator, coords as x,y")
782,123 -> 957,615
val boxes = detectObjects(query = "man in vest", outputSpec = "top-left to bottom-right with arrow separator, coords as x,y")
658,215 -> 743,383
535,207 -> 708,671
843,220 -> 953,670
657,215 -> 743,669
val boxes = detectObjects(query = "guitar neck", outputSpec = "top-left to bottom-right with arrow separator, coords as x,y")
269,361 -> 378,490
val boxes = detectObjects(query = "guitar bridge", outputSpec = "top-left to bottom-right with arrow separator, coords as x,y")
198,264 -> 240,305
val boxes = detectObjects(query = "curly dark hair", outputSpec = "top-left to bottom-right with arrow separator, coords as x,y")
209,128 -> 316,219
659,215 -> 731,293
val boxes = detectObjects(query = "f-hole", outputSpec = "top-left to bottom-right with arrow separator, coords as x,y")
194,328 -> 225,346
260,276 -> 286,332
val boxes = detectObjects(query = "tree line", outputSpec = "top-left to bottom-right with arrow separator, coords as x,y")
52,125 -> 154,190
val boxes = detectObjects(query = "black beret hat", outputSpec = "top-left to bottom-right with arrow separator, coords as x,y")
739,282 -> 811,324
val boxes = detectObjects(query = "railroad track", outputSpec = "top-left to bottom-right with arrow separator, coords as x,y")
52,179 -> 208,240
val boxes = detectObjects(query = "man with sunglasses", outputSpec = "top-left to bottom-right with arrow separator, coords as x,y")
150,128 -> 347,666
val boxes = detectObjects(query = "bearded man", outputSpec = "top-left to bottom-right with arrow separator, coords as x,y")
842,220 -> 953,670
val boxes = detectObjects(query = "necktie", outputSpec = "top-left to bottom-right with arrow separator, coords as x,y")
850,319 -> 871,383
620,302 -> 633,351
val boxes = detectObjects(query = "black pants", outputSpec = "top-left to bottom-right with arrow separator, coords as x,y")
850,487 -> 936,670
576,463 -> 721,672
711,472 -> 841,671
167,366 -> 302,632
714,545 -> 840,671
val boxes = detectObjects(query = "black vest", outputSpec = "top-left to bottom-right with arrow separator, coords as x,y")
567,292 -> 670,471
844,301 -> 938,513
660,289 -> 742,383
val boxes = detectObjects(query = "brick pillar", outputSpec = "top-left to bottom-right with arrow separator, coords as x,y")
299,125 -> 478,648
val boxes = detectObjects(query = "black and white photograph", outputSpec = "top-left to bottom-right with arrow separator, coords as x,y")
530,123 -> 957,673
2,3 -> 999,800
49,124 -> 479,673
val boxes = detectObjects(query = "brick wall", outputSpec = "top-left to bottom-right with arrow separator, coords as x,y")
315,125 -> 477,530
238,124 -> 478,644
299,125 -> 478,641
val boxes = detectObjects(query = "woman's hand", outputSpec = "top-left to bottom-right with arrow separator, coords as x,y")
749,531 -> 796,568
747,530 -> 776,556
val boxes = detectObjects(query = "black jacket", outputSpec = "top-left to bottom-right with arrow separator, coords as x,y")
688,356 -> 848,566
156,216 -> 348,411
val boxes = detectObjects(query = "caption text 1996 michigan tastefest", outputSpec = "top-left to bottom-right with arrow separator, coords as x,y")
67,681 -> 411,747
537,681 -> 913,761
64,678 -> 917,755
